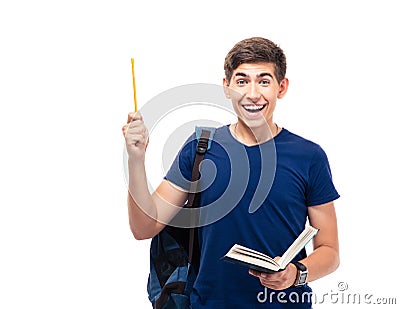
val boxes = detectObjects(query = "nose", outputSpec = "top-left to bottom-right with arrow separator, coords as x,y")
247,82 -> 261,102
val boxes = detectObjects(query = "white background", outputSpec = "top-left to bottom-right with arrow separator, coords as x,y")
1,0 -> 399,308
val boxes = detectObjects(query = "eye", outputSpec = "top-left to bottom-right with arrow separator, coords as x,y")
237,79 -> 247,85
260,80 -> 270,86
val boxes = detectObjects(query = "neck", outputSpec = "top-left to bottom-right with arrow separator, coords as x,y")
233,120 -> 279,146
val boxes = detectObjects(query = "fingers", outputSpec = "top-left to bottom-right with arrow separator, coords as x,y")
249,269 -> 262,277
122,112 -> 145,137
259,273 -> 282,288
123,112 -> 149,152
126,123 -> 148,145
254,272 -> 283,290
127,111 -> 142,124
249,269 -> 274,288
249,267 -> 295,290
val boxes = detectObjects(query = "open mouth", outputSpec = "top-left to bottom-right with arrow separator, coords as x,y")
242,104 -> 267,113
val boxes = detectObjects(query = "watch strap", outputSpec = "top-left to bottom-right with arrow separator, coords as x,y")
292,261 -> 308,287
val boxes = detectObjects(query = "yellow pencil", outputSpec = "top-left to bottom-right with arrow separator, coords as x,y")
131,58 -> 138,112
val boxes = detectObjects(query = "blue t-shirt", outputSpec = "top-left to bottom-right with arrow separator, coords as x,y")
165,125 -> 340,308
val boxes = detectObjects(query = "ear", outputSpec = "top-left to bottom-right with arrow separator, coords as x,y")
223,78 -> 231,99
277,78 -> 289,99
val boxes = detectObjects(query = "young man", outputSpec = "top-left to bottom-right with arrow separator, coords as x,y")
122,37 -> 340,308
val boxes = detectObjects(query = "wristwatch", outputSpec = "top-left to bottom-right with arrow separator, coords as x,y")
292,261 -> 308,287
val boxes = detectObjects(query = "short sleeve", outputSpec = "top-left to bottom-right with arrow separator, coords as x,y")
306,145 -> 340,206
164,133 -> 197,191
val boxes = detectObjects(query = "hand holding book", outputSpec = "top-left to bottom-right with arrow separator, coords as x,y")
222,225 -> 318,273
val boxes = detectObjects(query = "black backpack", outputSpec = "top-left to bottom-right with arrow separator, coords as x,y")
147,127 -> 215,309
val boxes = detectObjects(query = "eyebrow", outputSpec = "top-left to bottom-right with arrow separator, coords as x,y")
234,72 -> 274,79
259,72 -> 274,79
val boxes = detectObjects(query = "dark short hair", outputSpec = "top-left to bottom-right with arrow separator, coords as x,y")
224,37 -> 287,83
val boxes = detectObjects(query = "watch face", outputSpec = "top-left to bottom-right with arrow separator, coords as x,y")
299,272 -> 308,284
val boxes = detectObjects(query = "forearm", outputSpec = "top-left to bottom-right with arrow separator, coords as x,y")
303,202 -> 340,282
301,245 -> 340,283
127,158 -> 159,239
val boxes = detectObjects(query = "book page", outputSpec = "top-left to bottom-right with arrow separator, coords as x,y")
225,247 -> 281,272
231,245 -> 277,265
278,226 -> 318,268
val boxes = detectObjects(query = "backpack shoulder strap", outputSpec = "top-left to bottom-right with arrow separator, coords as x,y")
187,127 -> 215,263
186,126 -> 216,208
195,126 -> 216,152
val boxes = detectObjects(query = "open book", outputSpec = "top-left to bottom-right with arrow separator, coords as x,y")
222,225 -> 318,273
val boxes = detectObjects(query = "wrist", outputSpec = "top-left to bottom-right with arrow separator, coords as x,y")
288,263 -> 298,287
127,156 -> 147,189
128,155 -> 145,167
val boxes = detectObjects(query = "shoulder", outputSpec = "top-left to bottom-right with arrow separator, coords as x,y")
278,129 -> 326,158
279,129 -> 319,147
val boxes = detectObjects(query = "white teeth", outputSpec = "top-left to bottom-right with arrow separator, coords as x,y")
243,105 -> 265,111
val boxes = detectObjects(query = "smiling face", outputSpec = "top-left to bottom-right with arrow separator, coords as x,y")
223,62 -> 289,130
